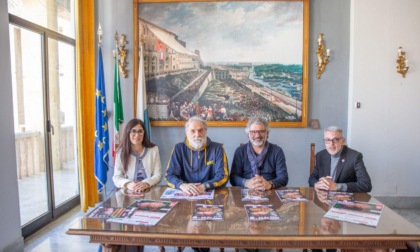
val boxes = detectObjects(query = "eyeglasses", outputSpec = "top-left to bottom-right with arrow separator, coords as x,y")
249,130 -> 266,135
130,129 -> 144,135
324,137 -> 342,144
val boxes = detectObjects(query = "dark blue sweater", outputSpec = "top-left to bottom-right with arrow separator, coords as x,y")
230,142 -> 288,188
165,137 -> 229,189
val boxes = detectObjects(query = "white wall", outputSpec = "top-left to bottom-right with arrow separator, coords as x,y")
349,0 -> 420,196
0,1 -> 24,251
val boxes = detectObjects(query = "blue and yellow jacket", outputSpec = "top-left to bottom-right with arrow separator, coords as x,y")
165,137 -> 229,190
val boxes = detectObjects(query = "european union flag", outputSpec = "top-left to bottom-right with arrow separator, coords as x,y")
94,46 -> 109,192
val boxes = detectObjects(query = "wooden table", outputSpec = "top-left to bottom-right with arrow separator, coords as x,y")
67,186 -> 420,251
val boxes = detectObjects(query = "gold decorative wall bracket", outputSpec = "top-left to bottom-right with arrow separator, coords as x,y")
114,31 -> 128,78
396,46 -> 409,78
315,33 -> 330,79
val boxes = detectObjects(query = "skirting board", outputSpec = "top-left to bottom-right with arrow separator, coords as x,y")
1,236 -> 24,252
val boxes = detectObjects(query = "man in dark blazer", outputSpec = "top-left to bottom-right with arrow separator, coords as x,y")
308,126 -> 372,192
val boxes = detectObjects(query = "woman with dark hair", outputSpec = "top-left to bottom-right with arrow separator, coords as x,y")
113,118 -> 162,193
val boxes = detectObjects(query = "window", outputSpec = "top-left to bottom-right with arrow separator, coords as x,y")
8,0 -> 78,238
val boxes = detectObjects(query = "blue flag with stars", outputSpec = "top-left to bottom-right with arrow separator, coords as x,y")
94,46 -> 109,192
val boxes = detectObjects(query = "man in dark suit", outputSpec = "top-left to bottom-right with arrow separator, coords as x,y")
308,126 -> 372,192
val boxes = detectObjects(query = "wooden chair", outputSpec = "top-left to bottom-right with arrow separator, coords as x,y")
310,143 -> 316,176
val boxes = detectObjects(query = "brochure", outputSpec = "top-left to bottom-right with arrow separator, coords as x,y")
86,206 -> 136,219
86,206 -> 120,219
241,189 -> 269,202
133,199 -> 178,214
323,201 -> 384,228
192,204 -> 224,221
244,204 -> 280,221
107,199 -> 178,226
160,188 -> 214,200
326,191 -> 354,204
276,189 -> 308,202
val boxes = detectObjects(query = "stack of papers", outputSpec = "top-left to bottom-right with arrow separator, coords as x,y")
160,188 -> 214,200
86,206 -> 136,219
323,201 -> 384,227
241,189 -> 269,202
107,199 -> 178,226
192,204 -> 224,221
276,189 -> 308,202
244,204 -> 280,221
326,191 -> 354,204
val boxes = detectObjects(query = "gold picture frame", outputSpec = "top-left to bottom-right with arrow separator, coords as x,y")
133,0 -> 309,127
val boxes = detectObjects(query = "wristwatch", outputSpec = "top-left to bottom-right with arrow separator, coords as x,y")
204,183 -> 211,190
336,183 -> 343,191
269,181 -> 275,189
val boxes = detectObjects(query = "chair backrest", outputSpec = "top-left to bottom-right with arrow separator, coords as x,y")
310,143 -> 315,176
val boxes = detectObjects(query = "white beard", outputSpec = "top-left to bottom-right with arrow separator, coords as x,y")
189,137 -> 206,150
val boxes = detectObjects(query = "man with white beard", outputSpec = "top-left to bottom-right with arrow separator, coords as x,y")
165,116 -> 229,196
230,117 -> 288,190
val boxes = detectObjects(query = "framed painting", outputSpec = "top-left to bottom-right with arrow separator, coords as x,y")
133,0 -> 309,127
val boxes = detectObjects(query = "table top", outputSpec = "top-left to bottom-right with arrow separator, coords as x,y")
67,186 -> 420,249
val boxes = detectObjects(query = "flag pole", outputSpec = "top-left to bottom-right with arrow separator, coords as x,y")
94,23 -> 109,201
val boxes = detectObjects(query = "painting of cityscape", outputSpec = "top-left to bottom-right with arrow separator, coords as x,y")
136,0 -> 308,127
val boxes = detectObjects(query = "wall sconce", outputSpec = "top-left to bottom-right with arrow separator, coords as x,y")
396,46 -> 409,78
114,31 -> 129,78
315,33 -> 330,79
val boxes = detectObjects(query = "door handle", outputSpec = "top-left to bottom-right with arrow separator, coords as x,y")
47,120 -> 55,135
